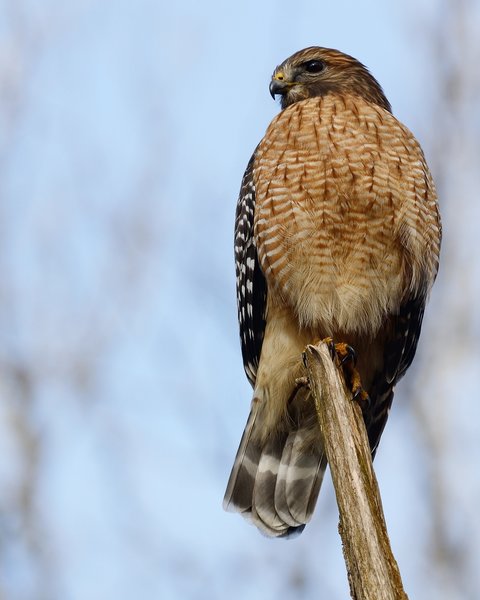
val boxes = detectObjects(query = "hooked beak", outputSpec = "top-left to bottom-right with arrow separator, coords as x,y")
269,72 -> 292,99
269,79 -> 286,99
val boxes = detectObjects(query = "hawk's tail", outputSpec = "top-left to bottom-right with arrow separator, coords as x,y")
223,393 -> 326,538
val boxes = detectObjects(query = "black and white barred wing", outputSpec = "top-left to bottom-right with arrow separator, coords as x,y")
367,294 -> 427,455
234,153 -> 267,387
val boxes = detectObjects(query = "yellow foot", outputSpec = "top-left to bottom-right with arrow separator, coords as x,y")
321,337 -> 371,413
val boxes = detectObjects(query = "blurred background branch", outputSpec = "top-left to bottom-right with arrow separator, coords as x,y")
408,1 -> 480,598
0,1 -> 478,599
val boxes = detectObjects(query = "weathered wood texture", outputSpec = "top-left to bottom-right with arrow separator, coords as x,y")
303,342 -> 408,600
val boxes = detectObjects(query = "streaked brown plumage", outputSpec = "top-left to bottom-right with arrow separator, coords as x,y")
224,47 -> 441,537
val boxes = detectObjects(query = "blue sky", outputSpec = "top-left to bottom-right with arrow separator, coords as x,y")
1,1 -> 479,599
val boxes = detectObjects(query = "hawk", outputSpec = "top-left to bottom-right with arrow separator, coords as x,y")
223,47 -> 441,538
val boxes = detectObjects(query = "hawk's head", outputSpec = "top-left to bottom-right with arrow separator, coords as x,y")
269,47 -> 391,113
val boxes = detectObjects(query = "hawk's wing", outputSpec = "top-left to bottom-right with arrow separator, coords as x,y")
385,294 -> 427,384
234,153 -> 267,387
367,293 -> 427,455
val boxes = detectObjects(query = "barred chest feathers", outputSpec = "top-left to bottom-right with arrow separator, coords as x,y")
253,94 -> 439,336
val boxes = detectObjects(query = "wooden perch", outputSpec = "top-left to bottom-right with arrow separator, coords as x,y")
303,342 -> 408,600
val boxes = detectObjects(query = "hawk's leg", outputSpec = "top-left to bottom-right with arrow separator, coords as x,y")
322,338 -> 371,414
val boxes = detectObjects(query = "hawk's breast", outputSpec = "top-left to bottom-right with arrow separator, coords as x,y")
253,94 -> 439,335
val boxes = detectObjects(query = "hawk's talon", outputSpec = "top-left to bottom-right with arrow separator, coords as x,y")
333,342 -> 357,367
322,338 -> 369,412
352,387 -> 371,415
341,345 -> 357,366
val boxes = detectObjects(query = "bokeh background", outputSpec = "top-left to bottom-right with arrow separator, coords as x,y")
0,0 -> 479,598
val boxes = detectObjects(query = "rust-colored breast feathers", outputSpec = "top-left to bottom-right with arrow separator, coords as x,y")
253,94 -> 440,335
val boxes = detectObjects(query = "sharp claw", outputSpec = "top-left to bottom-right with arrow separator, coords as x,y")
320,339 -> 370,412
352,388 -> 371,414
334,342 -> 357,366
343,345 -> 357,366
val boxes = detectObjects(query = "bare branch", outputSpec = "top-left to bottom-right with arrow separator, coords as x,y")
303,342 -> 407,600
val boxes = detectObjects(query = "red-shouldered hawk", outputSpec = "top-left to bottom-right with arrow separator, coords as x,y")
223,47 -> 441,538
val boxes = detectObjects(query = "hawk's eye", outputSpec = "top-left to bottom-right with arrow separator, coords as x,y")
303,60 -> 325,74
